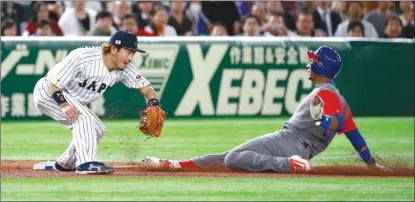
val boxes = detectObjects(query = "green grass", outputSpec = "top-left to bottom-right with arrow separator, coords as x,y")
1,117 -> 414,201
2,177 -> 413,201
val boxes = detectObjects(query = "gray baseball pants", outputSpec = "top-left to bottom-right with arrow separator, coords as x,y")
191,129 -> 312,172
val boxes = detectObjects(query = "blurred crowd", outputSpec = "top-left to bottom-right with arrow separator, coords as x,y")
1,1 -> 414,38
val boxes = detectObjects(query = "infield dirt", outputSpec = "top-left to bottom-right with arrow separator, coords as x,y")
1,160 -> 413,179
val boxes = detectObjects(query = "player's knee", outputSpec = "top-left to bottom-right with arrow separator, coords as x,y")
81,115 -> 105,136
94,119 -> 105,141
224,151 -> 241,169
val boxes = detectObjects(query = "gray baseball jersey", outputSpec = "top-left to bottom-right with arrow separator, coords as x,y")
33,46 -> 150,169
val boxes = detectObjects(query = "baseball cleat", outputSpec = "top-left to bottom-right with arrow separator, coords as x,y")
75,161 -> 115,174
33,161 -> 75,172
289,155 -> 312,173
142,157 -> 181,171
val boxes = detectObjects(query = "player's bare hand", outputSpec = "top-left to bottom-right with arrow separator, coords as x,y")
367,158 -> 391,172
369,163 -> 391,173
60,103 -> 80,122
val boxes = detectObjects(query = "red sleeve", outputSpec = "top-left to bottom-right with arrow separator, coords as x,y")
317,90 -> 357,135
50,20 -> 63,36
137,28 -> 157,36
316,90 -> 341,116
25,21 -> 36,35
341,109 -> 357,133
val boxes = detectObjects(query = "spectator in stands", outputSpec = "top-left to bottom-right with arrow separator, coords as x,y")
399,1 -> 414,27
87,11 -> 115,36
266,1 -> 296,32
133,1 -> 154,29
312,1 -> 343,36
331,1 -> 347,21
400,1 -> 415,38
241,14 -> 262,36
1,2 -> 24,35
347,21 -> 365,37
210,22 -> 228,36
251,3 -> 266,27
403,21 -> 415,38
30,1 -> 63,22
145,6 -> 177,36
58,1 -> 97,36
263,14 -> 291,36
64,1 -> 103,13
364,1 -> 398,37
201,2 -> 241,35
362,1 -> 378,15
168,1 -> 193,36
334,2 -> 378,37
23,2 -> 63,36
290,12 -> 326,37
186,1 -> 203,35
1,19 -> 17,36
386,2 -> 397,14
119,13 -> 156,36
236,1 -> 253,19
303,1 -> 317,13
381,16 -> 404,38
31,20 -> 54,36
112,1 -> 132,28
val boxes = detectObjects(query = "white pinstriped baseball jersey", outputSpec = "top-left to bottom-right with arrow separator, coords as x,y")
45,46 -> 150,105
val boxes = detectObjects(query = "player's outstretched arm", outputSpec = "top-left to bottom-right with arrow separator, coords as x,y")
137,85 -> 159,105
345,129 -> 374,164
345,129 -> 389,171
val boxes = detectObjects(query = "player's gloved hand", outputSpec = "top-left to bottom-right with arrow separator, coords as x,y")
60,103 -> 80,122
310,94 -> 324,121
139,106 -> 166,137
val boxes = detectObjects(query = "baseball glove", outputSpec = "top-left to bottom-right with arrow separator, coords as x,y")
139,106 -> 166,137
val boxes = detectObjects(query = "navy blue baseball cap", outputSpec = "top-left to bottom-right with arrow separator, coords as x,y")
109,30 -> 146,53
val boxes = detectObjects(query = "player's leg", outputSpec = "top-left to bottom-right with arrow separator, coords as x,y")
32,79 -> 77,171
189,151 -> 230,171
33,79 -> 111,173
224,130 -> 312,173
143,151 -> 230,171
63,94 -> 112,174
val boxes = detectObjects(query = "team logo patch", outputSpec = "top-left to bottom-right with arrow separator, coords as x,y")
312,95 -> 322,105
136,75 -> 142,80
115,40 -> 121,44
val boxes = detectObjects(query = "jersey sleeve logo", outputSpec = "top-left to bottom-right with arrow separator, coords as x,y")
312,95 -> 323,106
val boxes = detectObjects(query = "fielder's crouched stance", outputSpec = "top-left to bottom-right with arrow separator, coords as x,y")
33,31 -> 166,174
143,46 -> 387,173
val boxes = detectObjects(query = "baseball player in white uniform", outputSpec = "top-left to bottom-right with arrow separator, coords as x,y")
32,31 -> 159,174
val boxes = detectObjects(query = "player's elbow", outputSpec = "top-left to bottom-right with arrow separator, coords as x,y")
45,80 -> 62,95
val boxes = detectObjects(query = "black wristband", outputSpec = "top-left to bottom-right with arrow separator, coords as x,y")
52,90 -> 68,105
148,99 -> 159,106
